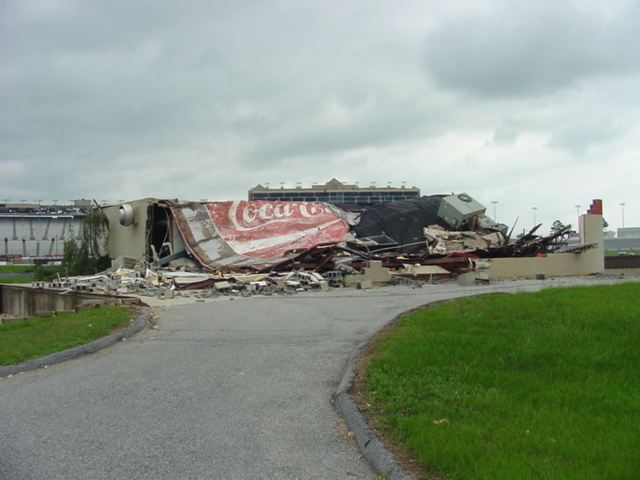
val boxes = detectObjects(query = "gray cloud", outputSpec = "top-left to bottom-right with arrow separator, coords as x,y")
0,0 -> 638,229
423,1 -> 640,97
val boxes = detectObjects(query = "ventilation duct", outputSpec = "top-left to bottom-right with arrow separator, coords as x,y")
118,204 -> 135,226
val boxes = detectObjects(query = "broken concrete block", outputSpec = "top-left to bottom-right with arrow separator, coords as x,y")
357,279 -> 372,289
343,274 -> 362,288
163,288 -> 175,299
310,272 -> 325,283
456,272 -> 476,286
362,261 -> 391,284
145,268 -> 160,286
323,271 -> 344,287
344,260 -> 392,288
111,255 -> 137,271
318,281 -> 329,291
214,281 -> 232,291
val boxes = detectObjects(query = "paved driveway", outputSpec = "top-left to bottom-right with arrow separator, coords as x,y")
0,278 -> 626,479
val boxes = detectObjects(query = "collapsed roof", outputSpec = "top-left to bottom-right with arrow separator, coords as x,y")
171,200 -> 352,269
161,193 -> 519,271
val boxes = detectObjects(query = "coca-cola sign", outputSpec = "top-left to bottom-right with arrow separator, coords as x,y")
204,200 -> 348,260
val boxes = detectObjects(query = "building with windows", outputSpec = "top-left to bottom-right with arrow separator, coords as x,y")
603,227 -> 640,253
616,227 -> 640,239
248,178 -> 420,205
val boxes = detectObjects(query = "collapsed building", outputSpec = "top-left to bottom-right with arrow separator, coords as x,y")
0,193 -> 613,320
97,194 -> 604,290
103,194 -> 504,270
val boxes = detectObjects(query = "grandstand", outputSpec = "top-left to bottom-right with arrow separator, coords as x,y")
0,201 -> 89,262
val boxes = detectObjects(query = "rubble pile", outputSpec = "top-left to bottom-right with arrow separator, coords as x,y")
30,193 -> 587,299
33,260 -> 336,300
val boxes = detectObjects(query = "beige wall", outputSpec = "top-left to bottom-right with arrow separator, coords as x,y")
488,214 -> 604,280
103,199 -> 153,260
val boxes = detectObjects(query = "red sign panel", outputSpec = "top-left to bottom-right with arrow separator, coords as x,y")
205,201 -> 349,260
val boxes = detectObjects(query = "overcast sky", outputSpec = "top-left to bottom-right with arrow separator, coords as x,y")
1,0 -> 638,231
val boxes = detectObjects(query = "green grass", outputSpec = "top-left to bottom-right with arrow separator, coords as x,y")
0,264 -> 65,283
0,265 -> 35,273
0,264 -> 35,283
0,306 -> 133,366
0,276 -> 33,284
605,250 -> 640,256
363,284 -> 640,480
0,265 -> 35,283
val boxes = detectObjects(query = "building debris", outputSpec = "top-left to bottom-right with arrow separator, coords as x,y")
15,193 -> 599,299
424,225 -> 506,254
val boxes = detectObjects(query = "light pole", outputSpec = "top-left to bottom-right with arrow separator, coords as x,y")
575,204 -> 581,216
491,201 -> 498,222
620,202 -> 626,228
532,206 -> 538,226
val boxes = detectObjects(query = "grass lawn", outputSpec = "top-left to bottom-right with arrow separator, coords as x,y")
605,250 -> 640,256
361,284 -> 640,480
0,265 -> 35,283
0,265 -> 35,273
0,277 -> 33,284
0,306 -> 133,366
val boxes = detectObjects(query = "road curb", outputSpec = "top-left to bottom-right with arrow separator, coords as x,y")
0,309 -> 150,378
332,279 -> 640,478
333,309 -> 415,480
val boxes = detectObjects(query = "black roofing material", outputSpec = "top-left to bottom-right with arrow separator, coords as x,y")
343,195 -> 446,250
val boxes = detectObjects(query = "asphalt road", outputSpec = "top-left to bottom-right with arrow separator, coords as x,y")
0,278 -> 628,479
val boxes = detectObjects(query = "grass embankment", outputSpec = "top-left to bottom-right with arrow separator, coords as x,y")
362,284 -> 640,480
0,277 -> 33,284
0,264 -> 64,283
605,249 -> 640,256
0,265 -> 34,273
0,306 -> 133,366
0,264 -> 34,283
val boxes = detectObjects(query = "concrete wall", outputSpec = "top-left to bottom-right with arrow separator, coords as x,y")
103,199 -> 153,260
103,199 -> 186,262
171,222 -> 185,254
0,284 -> 140,320
488,213 -> 604,280
1,285 -> 76,319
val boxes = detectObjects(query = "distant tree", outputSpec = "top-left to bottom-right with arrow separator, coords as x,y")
61,208 -> 111,276
82,207 -> 110,258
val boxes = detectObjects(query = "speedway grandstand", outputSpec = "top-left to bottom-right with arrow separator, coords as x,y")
0,200 -> 91,263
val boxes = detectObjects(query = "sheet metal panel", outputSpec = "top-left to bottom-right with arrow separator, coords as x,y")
171,201 -> 349,269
